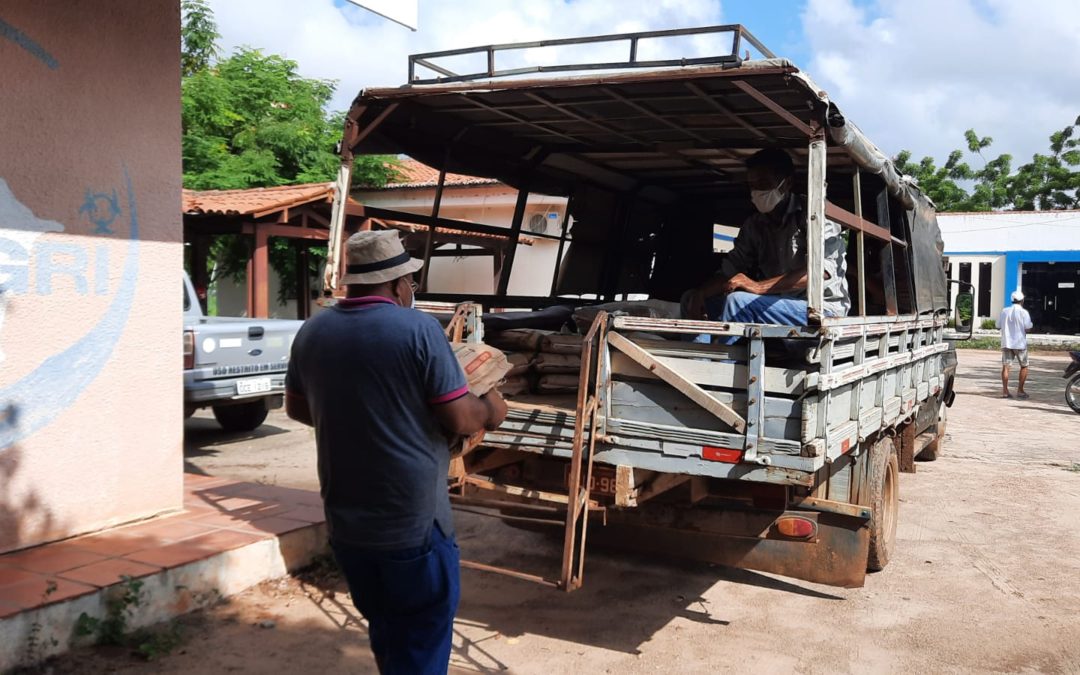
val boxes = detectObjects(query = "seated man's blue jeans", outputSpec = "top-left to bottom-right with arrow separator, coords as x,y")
682,290 -> 810,344
331,523 -> 460,675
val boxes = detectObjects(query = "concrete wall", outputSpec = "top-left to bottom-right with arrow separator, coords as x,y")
946,255 -> 1006,322
0,2 -> 183,553
938,210 -> 1080,254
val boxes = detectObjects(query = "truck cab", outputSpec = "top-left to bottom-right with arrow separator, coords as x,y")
182,271 -> 303,431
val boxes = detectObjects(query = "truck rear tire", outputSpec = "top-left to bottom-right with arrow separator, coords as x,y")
916,399 -> 947,461
212,401 -> 269,432
865,436 -> 899,572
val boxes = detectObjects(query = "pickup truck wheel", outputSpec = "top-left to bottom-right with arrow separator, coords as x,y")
212,401 -> 269,432
865,436 -> 899,572
916,399 -> 947,461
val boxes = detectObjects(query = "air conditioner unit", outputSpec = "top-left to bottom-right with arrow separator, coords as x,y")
526,211 -> 560,234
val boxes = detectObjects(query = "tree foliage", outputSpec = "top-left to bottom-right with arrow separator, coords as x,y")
896,116 -> 1080,212
179,2 -> 396,307
181,0 -> 219,78
182,48 -> 348,189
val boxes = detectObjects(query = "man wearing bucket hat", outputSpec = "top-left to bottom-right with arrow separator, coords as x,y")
997,290 -> 1033,399
285,230 -> 507,674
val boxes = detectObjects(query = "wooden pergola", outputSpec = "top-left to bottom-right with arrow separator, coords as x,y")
183,183 -> 533,318
183,183 -> 340,319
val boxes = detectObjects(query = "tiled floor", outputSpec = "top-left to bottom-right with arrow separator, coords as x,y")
0,474 -> 325,619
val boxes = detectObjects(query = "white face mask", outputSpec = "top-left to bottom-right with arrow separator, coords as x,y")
750,180 -> 789,214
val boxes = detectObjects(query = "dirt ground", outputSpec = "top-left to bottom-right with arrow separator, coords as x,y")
60,349 -> 1080,673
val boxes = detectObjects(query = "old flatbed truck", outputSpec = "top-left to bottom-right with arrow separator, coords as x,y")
322,25 -> 973,589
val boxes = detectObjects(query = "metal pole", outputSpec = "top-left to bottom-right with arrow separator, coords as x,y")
497,182 -> 530,296
549,194 -> 574,296
854,169 -> 866,316
806,125 -> 827,323
419,163 -> 448,292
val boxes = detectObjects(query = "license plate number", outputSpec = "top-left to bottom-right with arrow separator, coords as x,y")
565,465 -> 617,495
236,378 -> 272,396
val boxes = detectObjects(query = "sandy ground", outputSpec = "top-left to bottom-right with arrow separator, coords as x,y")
59,349 -> 1080,673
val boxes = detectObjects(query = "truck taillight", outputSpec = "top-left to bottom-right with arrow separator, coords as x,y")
776,516 -> 817,539
183,330 -> 194,370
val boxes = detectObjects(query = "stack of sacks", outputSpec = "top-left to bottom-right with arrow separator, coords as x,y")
485,329 -> 584,396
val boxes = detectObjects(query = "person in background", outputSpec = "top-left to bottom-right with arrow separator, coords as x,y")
684,148 -> 849,341
285,230 -> 507,674
998,289 -> 1033,399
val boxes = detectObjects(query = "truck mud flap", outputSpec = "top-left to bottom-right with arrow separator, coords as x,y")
591,506 -> 871,588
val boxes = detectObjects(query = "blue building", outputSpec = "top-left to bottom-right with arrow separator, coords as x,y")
939,210 -> 1080,335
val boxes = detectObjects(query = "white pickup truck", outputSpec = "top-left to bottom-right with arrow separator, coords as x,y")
182,272 -> 303,431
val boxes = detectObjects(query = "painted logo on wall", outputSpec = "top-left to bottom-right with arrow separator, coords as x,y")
0,175 -> 140,449
0,17 -> 142,450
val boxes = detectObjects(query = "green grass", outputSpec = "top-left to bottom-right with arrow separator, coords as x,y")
955,337 -> 1080,352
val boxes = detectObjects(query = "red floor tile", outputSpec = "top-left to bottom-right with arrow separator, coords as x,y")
116,518 -> 218,543
213,497 -> 268,512
66,532 -> 166,557
124,529 -> 267,568
0,565 -> 39,588
188,511 -> 268,532
2,545 -> 108,575
0,576 -> 96,610
59,558 -> 162,588
183,474 -> 241,489
276,505 -> 326,524
246,516 -> 311,536
0,599 -> 23,618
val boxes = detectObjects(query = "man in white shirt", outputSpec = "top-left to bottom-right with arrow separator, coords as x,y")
997,290 -> 1033,399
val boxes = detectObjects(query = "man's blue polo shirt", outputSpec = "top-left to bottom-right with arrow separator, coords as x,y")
286,296 -> 467,551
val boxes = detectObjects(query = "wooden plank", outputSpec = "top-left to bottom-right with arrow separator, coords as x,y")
622,338 -> 747,362
497,184 -> 530,296
635,472 -> 691,505
610,381 -> 800,439
732,80 -> 813,136
825,201 -> 892,243
252,227 -> 270,318
607,331 -> 746,433
419,162 -> 448,291
684,82 -> 769,140
610,351 -> 805,395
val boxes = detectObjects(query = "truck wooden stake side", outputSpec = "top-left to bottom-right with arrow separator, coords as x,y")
324,25 -> 974,590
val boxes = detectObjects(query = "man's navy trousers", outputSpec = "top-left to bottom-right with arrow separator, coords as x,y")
332,524 -> 460,674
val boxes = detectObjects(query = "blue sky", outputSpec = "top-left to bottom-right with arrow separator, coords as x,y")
210,0 -> 1079,168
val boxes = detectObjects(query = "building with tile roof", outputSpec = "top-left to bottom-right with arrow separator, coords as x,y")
356,159 -> 568,296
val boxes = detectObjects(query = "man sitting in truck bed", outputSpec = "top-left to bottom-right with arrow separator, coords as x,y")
684,149 -> 850,332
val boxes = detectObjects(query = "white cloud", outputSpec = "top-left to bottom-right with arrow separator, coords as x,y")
205,0 -> 1078,170
802,0 -> 1080,165
209,0 -> 725,112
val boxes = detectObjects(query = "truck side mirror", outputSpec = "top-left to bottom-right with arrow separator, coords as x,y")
944,281 -> 974,341
954,291 -> 974,332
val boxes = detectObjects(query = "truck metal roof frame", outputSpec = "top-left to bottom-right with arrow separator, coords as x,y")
346,57 -> 924,208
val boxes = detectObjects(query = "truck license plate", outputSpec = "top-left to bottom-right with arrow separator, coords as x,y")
565,465 -> 617,496
236,378 -> 272,396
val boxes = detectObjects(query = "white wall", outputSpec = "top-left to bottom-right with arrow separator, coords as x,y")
355,184 -> 569,296
938,210 -> 1080,254
947,254 -> 1006,321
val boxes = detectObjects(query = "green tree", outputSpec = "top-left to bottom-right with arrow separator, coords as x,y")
179,3 -> 396,306
181,0 -> 219,78
896,116 -> 1079,212
1006,115 -> 1080,210
182,47 -> 347,189
894,148 -> 975,211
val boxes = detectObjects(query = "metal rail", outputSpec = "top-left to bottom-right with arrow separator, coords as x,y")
408,24 -> 775,85
447,312 -> 609,591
